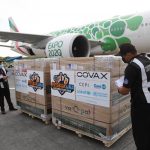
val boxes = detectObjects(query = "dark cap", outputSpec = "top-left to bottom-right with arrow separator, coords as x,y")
116,43 -> 137,56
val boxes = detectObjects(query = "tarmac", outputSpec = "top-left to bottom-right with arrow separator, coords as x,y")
0,74 -> 136,150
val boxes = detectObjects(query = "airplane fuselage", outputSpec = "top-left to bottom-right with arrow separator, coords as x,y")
49,11 -> 150,55
8,11 -> 150,57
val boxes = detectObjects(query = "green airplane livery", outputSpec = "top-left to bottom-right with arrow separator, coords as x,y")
0,11 -> 149,58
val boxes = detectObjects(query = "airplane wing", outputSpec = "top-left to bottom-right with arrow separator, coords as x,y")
0,31 -> 53,44
0,31 -> 103,46
0,44 -> 13,48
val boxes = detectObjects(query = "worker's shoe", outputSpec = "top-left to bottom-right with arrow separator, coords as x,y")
9,108 -> 17,111
1,111 -> 6,114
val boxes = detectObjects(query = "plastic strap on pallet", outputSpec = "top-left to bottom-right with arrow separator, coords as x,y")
41,114 -> 51,121
98,132 -> 118,141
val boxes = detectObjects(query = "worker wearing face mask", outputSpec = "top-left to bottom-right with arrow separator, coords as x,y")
116,43 -> 150,150
0,59 -> 17,114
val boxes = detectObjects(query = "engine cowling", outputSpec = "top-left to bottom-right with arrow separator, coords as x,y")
45,34 -> 90,58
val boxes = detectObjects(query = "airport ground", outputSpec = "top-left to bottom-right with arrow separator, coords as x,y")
0,74 -> 136,150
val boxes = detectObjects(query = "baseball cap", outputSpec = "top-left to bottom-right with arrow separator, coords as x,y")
116,43 -> 137,57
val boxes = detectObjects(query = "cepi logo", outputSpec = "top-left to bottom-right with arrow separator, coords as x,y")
51,72 -> 74,95
28,72 -> 44,92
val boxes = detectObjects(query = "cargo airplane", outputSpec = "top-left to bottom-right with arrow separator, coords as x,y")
0,11 -> 150,58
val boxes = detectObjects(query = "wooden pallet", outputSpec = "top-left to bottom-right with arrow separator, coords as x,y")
19,109 -> 51,125
52,116 -> 131,147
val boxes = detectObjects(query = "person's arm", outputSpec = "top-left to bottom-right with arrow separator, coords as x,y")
0,76 -> 7,82
0,72 -> 8,81
117,64 -> 138,95
0,72 -> 4,81
118,86 -> 130,95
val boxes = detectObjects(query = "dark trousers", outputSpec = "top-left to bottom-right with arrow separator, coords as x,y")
131,103 -> 150,150
0,88 -> 14,111
0,89 -> 4,111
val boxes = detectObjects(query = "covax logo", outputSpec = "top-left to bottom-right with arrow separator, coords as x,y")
77,72 -> 108,79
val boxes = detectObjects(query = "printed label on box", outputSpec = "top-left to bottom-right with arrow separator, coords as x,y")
15,70 -> 28,93
51,70 -> 75,100
75,71 -> 110,107
27,70 -> 44,95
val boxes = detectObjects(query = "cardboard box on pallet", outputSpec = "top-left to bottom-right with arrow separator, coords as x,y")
60,57 -> 95,71
94,96 -> 131,123
51,55 -> 130,139
94,55 -> 128,102
52,96 -> 130,124
27,69 -> 51,113
16,97 -> 21,106
15,60 -> 29,106
35,58 -> 51,72
94,55 -> 127,77
52,96 -> 61,110
13,61 -> 19,74
14,59 -> 52,121
36,91 -> 51,105
18,99 -> 36,114
48,58 -> 60,70
18,59 -> 35,71
15,91 -> 22,100
28,92 -> 36,102
35,103 -> 51,117
52,108 -> 131,137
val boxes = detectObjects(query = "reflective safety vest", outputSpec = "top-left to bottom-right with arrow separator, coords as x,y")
132,56 -> 150,103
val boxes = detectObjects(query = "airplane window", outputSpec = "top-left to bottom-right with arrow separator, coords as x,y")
145,23 -> 148,26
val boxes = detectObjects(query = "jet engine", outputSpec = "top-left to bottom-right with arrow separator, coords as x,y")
45,34 -> 90,58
